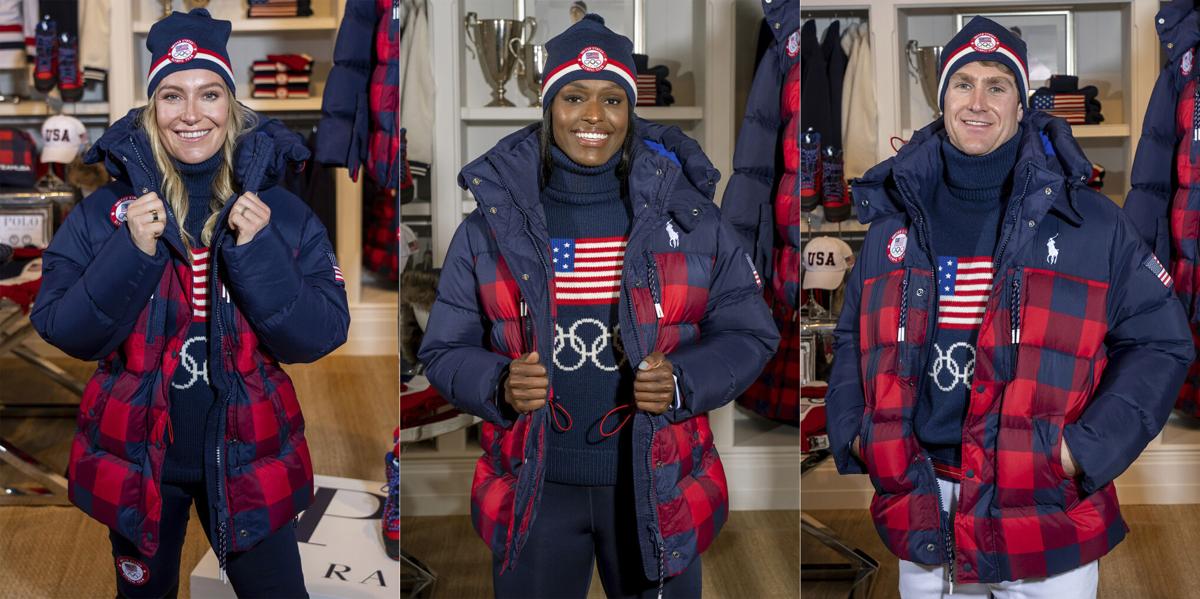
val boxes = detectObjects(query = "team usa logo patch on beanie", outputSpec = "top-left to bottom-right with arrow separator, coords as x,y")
110,196 -> 135,226
970,32 -> 999,53
169,38 -> 198,63
116,557 -> 150,586
578,46 -> 608,72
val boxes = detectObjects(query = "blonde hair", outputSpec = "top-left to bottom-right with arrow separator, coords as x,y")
139,87 -> 257,250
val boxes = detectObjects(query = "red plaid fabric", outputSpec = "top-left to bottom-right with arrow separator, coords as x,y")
363,188 -> 398,281
69,233 -> 313,557
1172,78 -> 1200,417
738,289 -> 799,423
856,262 -> 1126,583
465,220 -> 728,578
368,0 -> 399,190
776,61 -> 800,309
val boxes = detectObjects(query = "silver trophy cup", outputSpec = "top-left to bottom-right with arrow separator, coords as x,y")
464,12 -> 537,107
515,44 -> 549,107
906,41 -> 944,114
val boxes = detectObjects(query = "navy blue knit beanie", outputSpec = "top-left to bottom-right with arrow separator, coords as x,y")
145,8 -> 236,98
938,16 -> 1029,110
541,14 -> 638,109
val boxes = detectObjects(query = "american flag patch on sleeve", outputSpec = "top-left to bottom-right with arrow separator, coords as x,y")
744,253 -> 762,290
1144,254 -> 1173,288
327,251 -> 345,285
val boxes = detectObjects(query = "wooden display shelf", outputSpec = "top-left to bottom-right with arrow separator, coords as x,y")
133,17 -> 337,33
1071,123 -> 1132,138
0,102 -> 109,117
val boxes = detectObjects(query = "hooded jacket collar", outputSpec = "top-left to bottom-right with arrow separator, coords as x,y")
458,117 -> 720,235
1157,0 -> 1200,64
852,110 -> 1090,228
763,0 -> 798,46
84,106 -> 311,254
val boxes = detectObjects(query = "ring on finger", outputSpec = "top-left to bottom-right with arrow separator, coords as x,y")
151,210 -> 159,223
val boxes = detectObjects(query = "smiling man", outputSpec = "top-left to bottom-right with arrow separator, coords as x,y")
824,16 -> 1193,598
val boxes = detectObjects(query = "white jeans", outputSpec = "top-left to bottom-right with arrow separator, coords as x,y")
898,478 -> 1099,599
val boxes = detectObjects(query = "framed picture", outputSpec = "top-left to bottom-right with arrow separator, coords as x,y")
956,10 -> 1074,87
522,0 -> 641,50
0,205 -> 52,249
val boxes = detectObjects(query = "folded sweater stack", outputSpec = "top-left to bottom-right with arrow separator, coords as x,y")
251,54 -> 314,99
1030,75 -> 1104,125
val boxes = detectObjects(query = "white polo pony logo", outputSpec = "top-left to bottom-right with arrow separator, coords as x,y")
665,221 -> 679,248
1046,234 -> 1060,265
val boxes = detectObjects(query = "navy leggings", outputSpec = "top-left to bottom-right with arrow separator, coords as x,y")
108,479 -> 308,599
492,481 -> 702,598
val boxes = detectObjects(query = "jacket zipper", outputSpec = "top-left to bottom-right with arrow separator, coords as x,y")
897,269 -> 910,343
393,0 -> 400,20
211,224 -> 235,582
1011,267 -> 1023,344
145,293 -> 156,343
490,170 -> 556,566
646,413 -> 665,599
994,168 -> 1034,267
645,250 -> 663,320
928,456 -> 956,593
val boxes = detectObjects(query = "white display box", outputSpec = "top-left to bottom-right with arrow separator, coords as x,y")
191,475 -> 397,599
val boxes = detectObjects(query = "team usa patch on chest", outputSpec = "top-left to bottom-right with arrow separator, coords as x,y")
887,228 -> 908,263
551,236 -> 626,305
110,195 -> 136,226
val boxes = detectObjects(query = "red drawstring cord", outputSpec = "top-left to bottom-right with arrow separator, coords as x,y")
548,397 -> 573,432
599,404 -> 634,438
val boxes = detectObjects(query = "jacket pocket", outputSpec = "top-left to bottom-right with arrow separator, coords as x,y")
996,267 -> 1108,509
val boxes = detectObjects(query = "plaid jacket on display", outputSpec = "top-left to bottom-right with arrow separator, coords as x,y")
1125,0 -> 1200,417
418,120 -> 779,580
722,0 -> 800,425
316,0 -> 399,190
31,108 -> 350,563
825,111 -> 1193,584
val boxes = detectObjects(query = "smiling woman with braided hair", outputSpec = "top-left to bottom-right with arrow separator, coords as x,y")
419,13 -> 778,599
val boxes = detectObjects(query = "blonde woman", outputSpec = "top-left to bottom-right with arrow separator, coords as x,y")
31,9 -> 348,598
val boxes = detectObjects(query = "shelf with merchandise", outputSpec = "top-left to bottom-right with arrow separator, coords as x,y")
130,0 -> 338,24
133,17 -> 338,33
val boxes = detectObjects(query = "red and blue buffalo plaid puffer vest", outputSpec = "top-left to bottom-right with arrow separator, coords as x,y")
825,112 -> 1193,584
419,119 -> 780,581
31,108 -> 350,568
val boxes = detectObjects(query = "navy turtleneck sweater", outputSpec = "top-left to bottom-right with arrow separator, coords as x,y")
915,132 -> 1020,468
163,152 -> 221,483
541,145 -> 634,486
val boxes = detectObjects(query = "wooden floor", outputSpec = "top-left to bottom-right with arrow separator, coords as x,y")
0,355 -> 397,599
402,510 -> 801,598
802,505 -> 1200,598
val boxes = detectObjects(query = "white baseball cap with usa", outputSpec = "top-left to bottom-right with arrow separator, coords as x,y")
40,114 -> 88,164
802,236 -> 855,290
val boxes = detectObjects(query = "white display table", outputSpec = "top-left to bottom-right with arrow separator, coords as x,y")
191,475 -> 396,599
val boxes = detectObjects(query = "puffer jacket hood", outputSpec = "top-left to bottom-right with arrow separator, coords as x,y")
855,111 -> 1091,226
763,0 -> 798,46
459,116 -> 720,208
1157,0 -> 1200,64
85,106 -> 311,196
